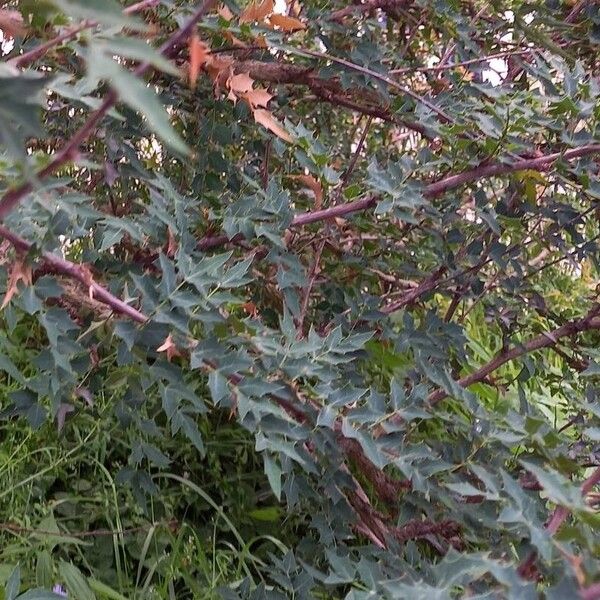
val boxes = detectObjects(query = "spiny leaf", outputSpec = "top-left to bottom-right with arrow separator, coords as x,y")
49,0 -> 143,29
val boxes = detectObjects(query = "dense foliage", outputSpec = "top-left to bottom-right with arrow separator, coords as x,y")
0,0 -> 600,597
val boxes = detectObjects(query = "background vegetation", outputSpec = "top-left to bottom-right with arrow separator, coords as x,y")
0,0 -> 599,597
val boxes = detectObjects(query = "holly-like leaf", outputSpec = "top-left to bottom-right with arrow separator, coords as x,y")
49,0 -> 143,28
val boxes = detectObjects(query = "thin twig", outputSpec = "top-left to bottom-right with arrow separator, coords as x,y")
390,49 -> 533,75
197,144 -> 600,252
296,237 -> 326,337
334,116 -> 373,203
0,519 -> 177,538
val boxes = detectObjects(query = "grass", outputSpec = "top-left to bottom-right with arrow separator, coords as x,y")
0,374 -> 296,598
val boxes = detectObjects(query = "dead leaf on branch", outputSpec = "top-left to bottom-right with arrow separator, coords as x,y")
205,55 -> 234,95
239,0 -> 274,23
268,14 -> 306,31
253,108 -> 293,143
227,72 -> 255,102
217,69 -> 288,143
166,227 -> 178,257
157,334 -> 182,362
218,3 -> 234,21
189,35 -> 211,88
0,9 -> 26,39
2,256 -> 32,309
289,174 -> 323,209
222,30 -> 247,48
242,86 -> 273,109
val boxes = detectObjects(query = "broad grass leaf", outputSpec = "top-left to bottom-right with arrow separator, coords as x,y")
58,561 -> 95,600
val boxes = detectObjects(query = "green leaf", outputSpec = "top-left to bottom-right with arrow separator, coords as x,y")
249,506 -> 282,521
16,591 -> 65,600
49,0 -> 144,28
58,561 -> 96,600
88,46 -> 188,155
5,564 -> 20,600
263,453 -> 282,500
520,461 -> 585,509
97,38 -> 180,76
87,579 -> 128,600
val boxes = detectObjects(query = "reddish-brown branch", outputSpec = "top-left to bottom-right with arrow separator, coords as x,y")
197,144 -> 600,252
197,196 -> 378,250
0,0 -> 216,221
428,304 -> 600,405
381,266 -> 447,314
235,59 -> 428,136
0,224 -> 410,517
0,225 -> 147,324
339,437 -> 412,503
423,145 -> 600,198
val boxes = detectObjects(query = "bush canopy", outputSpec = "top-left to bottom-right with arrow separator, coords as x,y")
0,0 -> 600,598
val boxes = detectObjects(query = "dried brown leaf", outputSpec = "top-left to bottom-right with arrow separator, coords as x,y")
0,9 -> 26,39
239,0 -> 274,23
255,34 -> 268,48
242,87 -> 273,109
205,55 -> 234,95
291,174 -> 323,209
2,257 -> 32,309
157,334 -> 182,362
189,35 -> 210,88
222,30 -> 247,48
218,3 -> 234,21
268,13 -> 306,31
253,108 -> 293,143
227,72 -> 255,103
228,72 -> 255,94
166,227 -> 178,257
